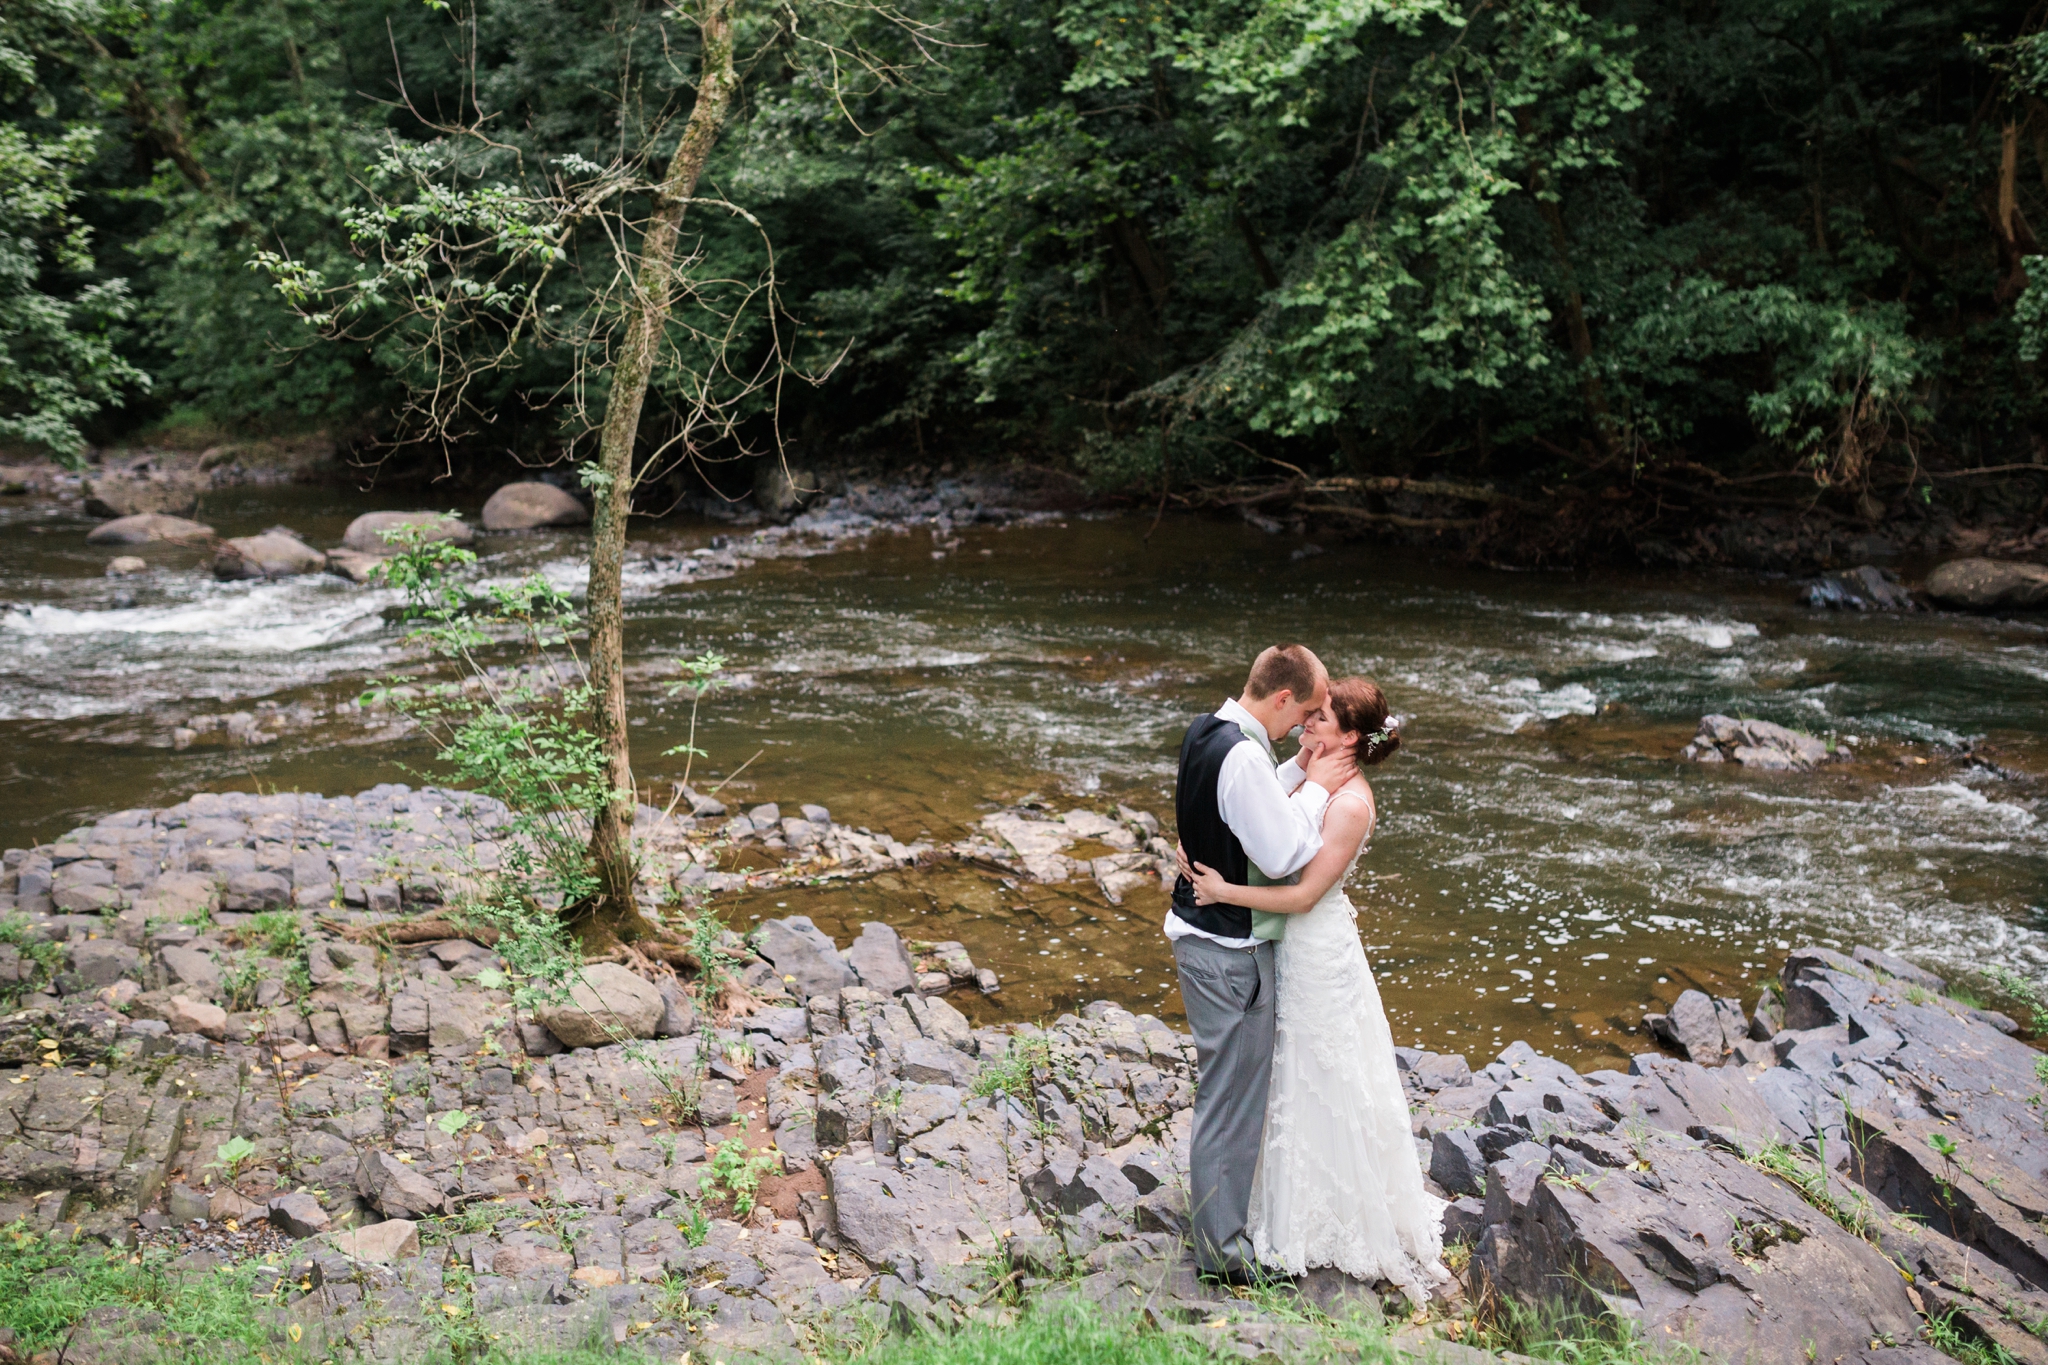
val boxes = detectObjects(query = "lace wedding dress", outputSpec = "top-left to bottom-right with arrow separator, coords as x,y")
1247,788 -> 1450,1303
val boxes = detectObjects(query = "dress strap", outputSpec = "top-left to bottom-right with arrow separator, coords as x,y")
1323,786 -> 1376,837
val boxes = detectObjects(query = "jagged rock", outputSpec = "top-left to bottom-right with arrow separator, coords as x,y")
903,993 -> 974,1054
356,1150 -> 448,1217
1847,1111 -> 2048,1291
67,939 -> 140,989
1850,945 -> 1944,992
1801,565 -> 1918,612
481,482 -> 589,531
324,1218 -> 421,1262
341,510 -> 476,553
1431,1128 -> 1489,1197
1643,989 -> 1744,1065
1925,557 -> 2048,611
85,513 -> 214,545
1474,1131 -> 1924,1362
899,1036 -> 974,1088
268,1191 -> 333,1237
534,963 -> 663,1048
698,1079 -> 737,1127
222,870 -> 290,911
164,995 -> 227,1040
158,945 -> 220,992
826,1152 -> 1023,1267
758,917 -> 855,1001
655,979 -> 697,1037
212,531 -> 325,580
846,922 -> 916,995
210,1188 -> 265,1222
1679,715 -> 1833,770
1022,1154 -> 1140,1216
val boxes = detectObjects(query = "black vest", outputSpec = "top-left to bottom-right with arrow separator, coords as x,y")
1172,714 -> 1261,939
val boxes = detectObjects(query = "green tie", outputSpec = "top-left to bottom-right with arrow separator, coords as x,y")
1238,723 -> 1294,943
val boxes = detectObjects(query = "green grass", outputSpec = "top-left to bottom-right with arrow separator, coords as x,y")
1924,1310 -> 2021,1365
0,1223 -> 290,1362
1463,1299 -> 1701,1364
829,1296 -> 1369,1365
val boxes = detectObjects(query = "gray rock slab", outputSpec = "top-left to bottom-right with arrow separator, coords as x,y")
757,917 -> 854,1001
846,922 -> 915,996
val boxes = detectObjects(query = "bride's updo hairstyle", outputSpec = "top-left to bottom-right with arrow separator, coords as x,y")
1328,677 -> 1399,767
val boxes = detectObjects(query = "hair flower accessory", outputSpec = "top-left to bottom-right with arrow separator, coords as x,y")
1367,714 -> 1401,746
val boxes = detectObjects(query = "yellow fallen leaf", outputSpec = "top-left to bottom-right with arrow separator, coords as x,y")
288,1324 -> 303,1343
442,1303 -> 462,1317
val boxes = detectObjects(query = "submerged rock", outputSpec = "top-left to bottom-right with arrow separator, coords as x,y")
481,481 -> 588,531
1679,714 -> 1834,770
85,513 -> 214,545
1801,564 -> 1918,611
1925,557 -> 2048,610
324,549 -> 386,584
211,531 -> 325,580
341,510 -> 476,554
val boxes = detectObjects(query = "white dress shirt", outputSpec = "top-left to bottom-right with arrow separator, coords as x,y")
1164,698 -> 1329,948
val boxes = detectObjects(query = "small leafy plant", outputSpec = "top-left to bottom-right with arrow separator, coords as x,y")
663,650 -> 728,791
699,1123 -> 780,1221
205,1136 -> 258,1183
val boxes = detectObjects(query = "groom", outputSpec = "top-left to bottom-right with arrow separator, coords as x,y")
1168,643 -> 1331,1284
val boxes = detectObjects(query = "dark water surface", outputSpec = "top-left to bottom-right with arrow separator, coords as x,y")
5,485 -> 2046,1065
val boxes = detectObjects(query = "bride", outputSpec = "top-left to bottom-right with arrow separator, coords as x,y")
1179,676 -> 1449,1304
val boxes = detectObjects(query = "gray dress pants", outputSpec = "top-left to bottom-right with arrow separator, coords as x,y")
1171,933 -> 1276,1275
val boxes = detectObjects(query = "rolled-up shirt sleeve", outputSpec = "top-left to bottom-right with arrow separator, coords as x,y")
1215,742 -> 1326,878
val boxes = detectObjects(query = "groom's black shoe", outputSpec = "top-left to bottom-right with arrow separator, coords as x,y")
1198,1262 -> 1293,1291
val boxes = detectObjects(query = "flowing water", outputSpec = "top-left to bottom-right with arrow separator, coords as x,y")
5,483 -> 2047,1066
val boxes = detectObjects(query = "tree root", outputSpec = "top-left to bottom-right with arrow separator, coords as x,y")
318,916 -> 501,947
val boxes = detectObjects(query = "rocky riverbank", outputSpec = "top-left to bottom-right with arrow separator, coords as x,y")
0,790 -> 2044,1363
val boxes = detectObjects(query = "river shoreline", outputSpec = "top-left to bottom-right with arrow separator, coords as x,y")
0,784 -> 2042,1363
6,438 -> 2047,580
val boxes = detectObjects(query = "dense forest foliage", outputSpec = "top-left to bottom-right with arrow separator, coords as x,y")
5,0 -> 2048,525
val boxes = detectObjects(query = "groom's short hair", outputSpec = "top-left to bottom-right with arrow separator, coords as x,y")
1246,644 -> 1323,701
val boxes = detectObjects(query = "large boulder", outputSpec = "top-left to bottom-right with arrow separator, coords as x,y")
85,513 -> 215,545
1679,715 -> 1832,770
1926,557 -> 2048,611
82,470 -> 204,518
341,510 -> 476,554
480,482 -> 588,531
534,962 -> 664,1048
212,531 -> 325,580
758,916 -> 855,1001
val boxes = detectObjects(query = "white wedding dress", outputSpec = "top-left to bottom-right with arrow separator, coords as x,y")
1247,787 -> 1450,1303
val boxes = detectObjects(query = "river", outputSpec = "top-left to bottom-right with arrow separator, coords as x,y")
4,481 -> 2046,1066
